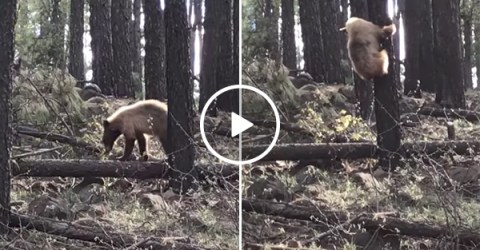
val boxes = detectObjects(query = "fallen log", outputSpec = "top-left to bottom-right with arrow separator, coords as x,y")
242,140 -> 480,161
16,126 -> 100,153
9,213 -> 206,249
12,159 -> 238,181
242,199 -> 480,246
418,107 -> 480,122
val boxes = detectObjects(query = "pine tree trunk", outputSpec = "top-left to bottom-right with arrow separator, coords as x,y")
299,0 -> 324,82
216,0 -> 237,113
143,0 -> 166,100
68,0 -> 85,83
349,0 -> 373,121
49,0 -> 66,69
0,0 -> 15,234
90,0 -> 115,95
164,0 -> 198,194
281,0 -> 296,71
367,0 -> 401,171
319,0 -> 343,84
199,0 -> 218,115
418,0 -> 435,92
463,14 -> 473,89
432,0 -> 466,108
475,22 -> 480,87
131,0 -> 142,76
404,0 -> 421,96
111,0 -> 134,98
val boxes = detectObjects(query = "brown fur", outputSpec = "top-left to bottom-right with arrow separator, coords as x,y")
102,99 -> 168,161
340,17 -> 396,81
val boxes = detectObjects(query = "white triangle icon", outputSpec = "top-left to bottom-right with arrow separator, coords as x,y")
231,112 -> 254,137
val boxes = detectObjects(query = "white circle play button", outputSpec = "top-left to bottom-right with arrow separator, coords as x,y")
200,85 -> 280,165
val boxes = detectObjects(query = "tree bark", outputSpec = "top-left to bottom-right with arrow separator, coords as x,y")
243,199 -> 480,246
233,0 -> 239,87
368,0 -> 401,171
281,0 -> 296,71
111,0 -> 134,98
298,0 -> 324,82
216,0 -> 238,113
165,0 -> 198,194
143,0 -> 166,100
131,0 -> 142,76
0,0 -> 15,234
199,0 -> 219,115
418,0 -> 435,92
432,0 -> 466,108
68,0 -> 85,82
48,0 -> 67,69
349,0 -> 374,122
264,0 -> 280,62
9,213 -> 208,249
404,0 -> 421,96
242,140 -> 480,161
463,12 -> 474,89
319,0 -> 343,84
89,0 -> 115,95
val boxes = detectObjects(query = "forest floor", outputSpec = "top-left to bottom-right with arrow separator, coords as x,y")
3,98 -> 239,250
241,84 -> 480,250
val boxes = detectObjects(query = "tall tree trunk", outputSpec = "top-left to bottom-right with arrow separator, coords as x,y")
69,0 -> 85,83
143,0 -> 166,100
165,0 -> 198,194
319,0 -> 343,84
233,0 -> 239,87
131,0 -> 142,76
475,21 -> 480,87
111,0 -> 134,98
0,0 -> 15,234
349,0 -> 373,121
281,0 -> 296,71
418,0 -> 435,92
199,0 -> 218,115
432,0 -> 465,108
49,0 -> 66,69
298,0 -> 324,82
90,0 -> 114,95
367,0 -> 401,171
404,0 -> 421,96
264,0 -> 280,62
463,13 -> 473,89
191,0 -> 203,75
216,0 -> 237,113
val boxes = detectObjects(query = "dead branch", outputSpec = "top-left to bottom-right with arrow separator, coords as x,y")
242,140 -> 480,161
16,126 -> 100,153
12,159 -> 238,181
11,146 -> 63,160
418,107 -> 480,122
243,199 -> 480,246
8,213 -> 207,250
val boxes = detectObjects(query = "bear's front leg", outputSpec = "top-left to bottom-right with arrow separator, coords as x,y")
136,132 -> 149,161
118,139 -> 135,161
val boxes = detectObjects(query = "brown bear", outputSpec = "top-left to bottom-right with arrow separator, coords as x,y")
102,99 -> 168,161
340,17 -> 396,81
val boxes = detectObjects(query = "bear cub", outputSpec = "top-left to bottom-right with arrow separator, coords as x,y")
102,99 -> 168,161
340,17 -> 396,81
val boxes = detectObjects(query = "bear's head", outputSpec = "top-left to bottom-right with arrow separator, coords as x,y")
102,120 -> 122,154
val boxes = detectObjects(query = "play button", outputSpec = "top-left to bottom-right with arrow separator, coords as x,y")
200,85 -> 280,165
231,113 -> 253,137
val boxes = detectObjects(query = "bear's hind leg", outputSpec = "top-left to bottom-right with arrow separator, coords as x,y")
136,132 -> 149,161
118,138 -> 136,161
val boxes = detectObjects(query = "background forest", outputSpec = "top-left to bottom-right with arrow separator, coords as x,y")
241,0 -> 480,249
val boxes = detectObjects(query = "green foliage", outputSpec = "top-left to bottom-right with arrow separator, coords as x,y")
15,0 -> 69,69
13,67 -> 86,125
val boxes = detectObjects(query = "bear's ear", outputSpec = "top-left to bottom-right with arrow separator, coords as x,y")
382,24 -> 396,37
103,120 -> 109,127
